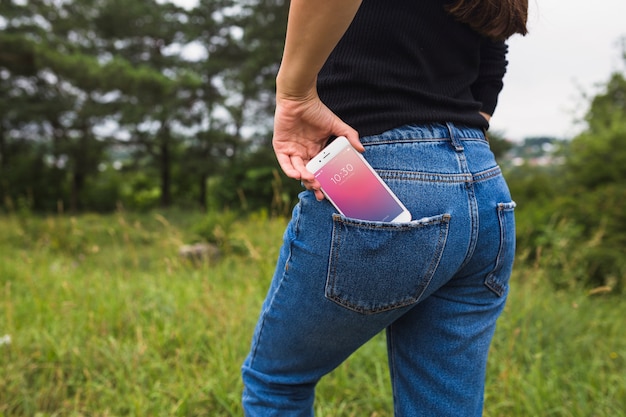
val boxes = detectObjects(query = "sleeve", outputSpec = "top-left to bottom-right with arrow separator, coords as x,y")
470,39 -> 508,116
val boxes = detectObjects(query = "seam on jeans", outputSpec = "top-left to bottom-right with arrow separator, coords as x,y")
451,134 -> 479,272
247,208 -> 301,366
386,326 -> 401,415
458,178 -> 479,272
363,137 -> 446,145
413,216 -> 451,304
379,166 -> 502,184
247,258 -> 292,366
359,123 -> 486,145
485,202 -> 516,297
472,166 -> 502,182
362,136 -> 489,146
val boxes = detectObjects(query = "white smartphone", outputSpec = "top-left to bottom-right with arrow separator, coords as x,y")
306,136 -> 411,223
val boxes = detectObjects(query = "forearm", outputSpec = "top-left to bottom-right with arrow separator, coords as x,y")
277,0 -> 362,98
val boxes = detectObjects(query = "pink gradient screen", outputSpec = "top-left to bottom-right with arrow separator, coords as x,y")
313,145 -> 405,222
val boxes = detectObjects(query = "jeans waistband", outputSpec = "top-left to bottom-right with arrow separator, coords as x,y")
359,123 -> 486,145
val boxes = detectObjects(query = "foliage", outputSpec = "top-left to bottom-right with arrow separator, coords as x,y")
508,53 -> 626,293
0,213 -> 624,416
191,209 -> 245,254
211,145 -> 302,216
0,0 -> 287,213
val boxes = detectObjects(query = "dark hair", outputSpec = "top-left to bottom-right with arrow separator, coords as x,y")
446,0 -> 528,41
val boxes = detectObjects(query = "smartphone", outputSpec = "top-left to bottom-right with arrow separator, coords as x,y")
306,136 -> 411,223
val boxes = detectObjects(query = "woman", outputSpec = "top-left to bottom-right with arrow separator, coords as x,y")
242,0 -> 528,415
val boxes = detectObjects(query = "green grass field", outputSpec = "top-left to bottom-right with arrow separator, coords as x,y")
1,211 -> 625,416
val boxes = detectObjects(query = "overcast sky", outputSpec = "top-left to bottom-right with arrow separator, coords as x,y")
172,0 -> 626,141
490,0 -> 626,140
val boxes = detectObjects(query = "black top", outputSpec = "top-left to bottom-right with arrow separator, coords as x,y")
317,0 -> 508,137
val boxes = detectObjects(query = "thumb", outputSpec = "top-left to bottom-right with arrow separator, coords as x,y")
345,131 -> 364,153
332,119 -> 363,153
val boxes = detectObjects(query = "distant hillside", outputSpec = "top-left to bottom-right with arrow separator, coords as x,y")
503,137 -> 567,167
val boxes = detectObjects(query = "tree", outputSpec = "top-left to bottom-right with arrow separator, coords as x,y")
0,0 -> 301,213
178,0 -> 289,210
543,43 -> 626,291
0,0 -> 183,211
89,0 -> 201,208
566,40 -> 626,190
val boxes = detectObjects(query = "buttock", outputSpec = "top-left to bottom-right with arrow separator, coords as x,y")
287,124 -> 515,315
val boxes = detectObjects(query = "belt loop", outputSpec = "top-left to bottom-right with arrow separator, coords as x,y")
446,122 -> 464,152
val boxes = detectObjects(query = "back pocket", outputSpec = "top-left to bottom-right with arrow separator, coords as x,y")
484,201 -> 516,297
325,213 -> 450,314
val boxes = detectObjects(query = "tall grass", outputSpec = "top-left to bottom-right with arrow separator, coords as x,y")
486,267 -> 626,416
1,211 -> 624,416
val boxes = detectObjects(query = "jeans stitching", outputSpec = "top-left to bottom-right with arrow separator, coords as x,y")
414,215 -> 451,304
485,202 -> 516,297
325,215 -> 451,314
379,166 -> 501,184
247,205 -> 302,366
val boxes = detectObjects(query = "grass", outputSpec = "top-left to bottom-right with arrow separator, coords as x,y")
0,211 -> 624,416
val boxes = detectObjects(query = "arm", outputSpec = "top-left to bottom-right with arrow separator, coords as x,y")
471,39 -> 508,122
277,0 -> 363,96
273,0 -> 364,200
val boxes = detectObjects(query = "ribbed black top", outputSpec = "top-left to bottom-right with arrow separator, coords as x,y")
317,0 -> 508,137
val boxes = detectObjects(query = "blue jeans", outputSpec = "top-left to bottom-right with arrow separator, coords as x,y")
242,123 -> 516,416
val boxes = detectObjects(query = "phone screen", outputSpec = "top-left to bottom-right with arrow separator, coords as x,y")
313,144 -> 406,222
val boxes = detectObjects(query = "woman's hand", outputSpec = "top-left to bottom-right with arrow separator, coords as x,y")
272,87 -> 361,201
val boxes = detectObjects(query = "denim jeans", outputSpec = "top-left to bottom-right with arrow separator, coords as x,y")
241,123 -> 516,416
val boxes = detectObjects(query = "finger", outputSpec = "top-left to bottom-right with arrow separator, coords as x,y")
301,178 -> 325,201
291,155 -> 315,183
275,152 -> 302,180
313,188 -> 325,201
332,119 -> 363,152
345,131 -> 364,153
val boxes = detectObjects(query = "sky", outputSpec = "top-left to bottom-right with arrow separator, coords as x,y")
171,0 -> 626,142
490,0 -> 626,140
